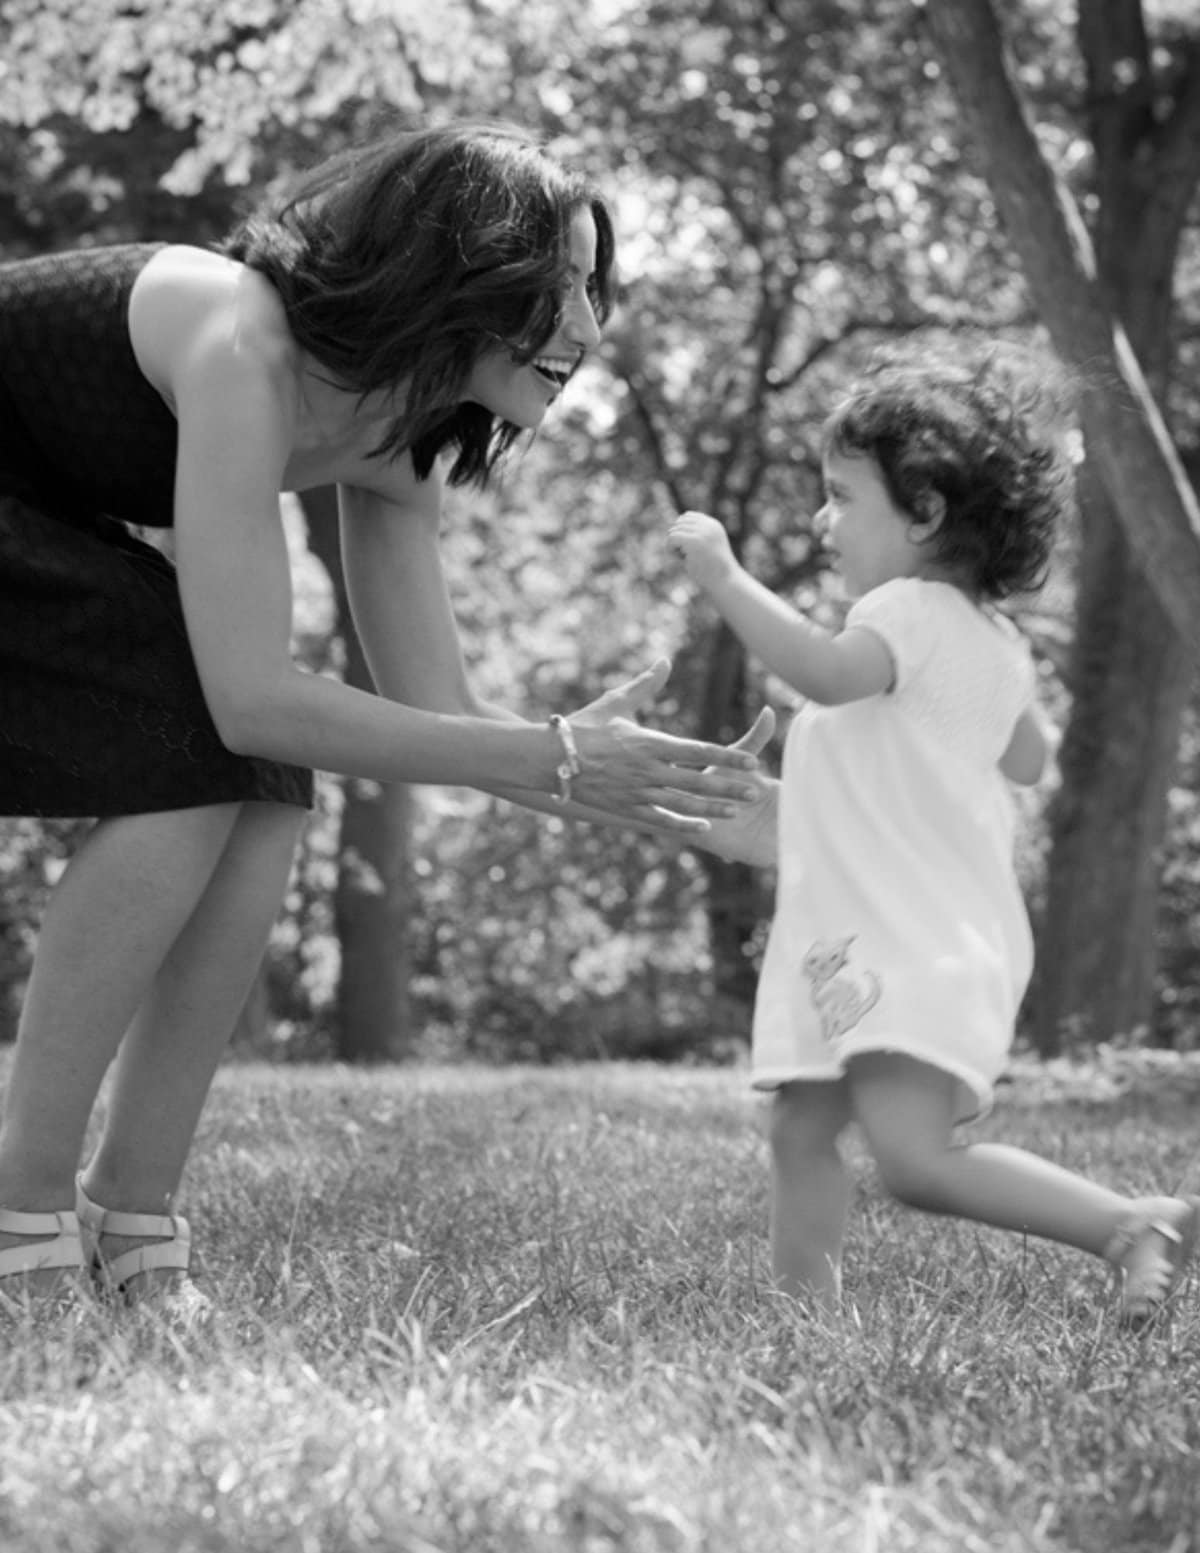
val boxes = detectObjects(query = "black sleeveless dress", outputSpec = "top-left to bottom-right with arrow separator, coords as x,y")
0,244 -> 313,817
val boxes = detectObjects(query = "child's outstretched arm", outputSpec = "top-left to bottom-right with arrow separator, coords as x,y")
668,511 -> 891,704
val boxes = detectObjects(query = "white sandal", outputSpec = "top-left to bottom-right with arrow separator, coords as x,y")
0,1206 -> 84,1286
75,1176 -> 193,1298
1105,1195 -> 1200,1325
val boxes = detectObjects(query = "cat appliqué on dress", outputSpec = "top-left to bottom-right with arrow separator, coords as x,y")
803,936 -> 882,1043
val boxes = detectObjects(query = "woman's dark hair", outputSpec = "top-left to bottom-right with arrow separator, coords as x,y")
220,121 -> 616,487
822,342 -> 1076,599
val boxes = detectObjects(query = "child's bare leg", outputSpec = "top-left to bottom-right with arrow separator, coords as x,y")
847,1052 -> 1129,1255
768,1080 -> 853,1309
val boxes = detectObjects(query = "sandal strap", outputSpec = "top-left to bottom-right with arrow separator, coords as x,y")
0,1207 -> 84,1277
75,1176 -> 192,1290
1105,1200 -> 1189,1265
99,1233 -> 191,1290
80,1201 -> 183,1239
0,1206 -> 75,1236
75,1176 -> 182,1240
1108,1195 -> 1200,1324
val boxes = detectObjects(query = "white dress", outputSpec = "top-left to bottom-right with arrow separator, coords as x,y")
751,577 -> 1036,1123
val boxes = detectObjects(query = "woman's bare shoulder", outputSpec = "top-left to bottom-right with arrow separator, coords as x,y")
129,244 -> 297,407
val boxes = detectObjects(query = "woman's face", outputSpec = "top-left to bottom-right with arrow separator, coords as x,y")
463,206 -> 603,427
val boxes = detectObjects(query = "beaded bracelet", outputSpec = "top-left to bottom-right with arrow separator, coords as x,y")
548,714 -> 582,806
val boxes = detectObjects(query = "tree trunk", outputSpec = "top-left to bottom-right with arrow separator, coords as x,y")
299,487 -> 417,1062
335,773 -> 417,1063
921,0 -> 1200,649
698,620 -> 768,1016
1034,463 -> 1193,1048
924,0 -> 1200,1050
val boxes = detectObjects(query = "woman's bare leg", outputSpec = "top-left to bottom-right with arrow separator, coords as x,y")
0,805 -> 243,1215
80,801 -> 303,1219
0,805 -> 244,1286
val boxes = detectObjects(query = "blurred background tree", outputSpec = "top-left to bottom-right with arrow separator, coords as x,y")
925,0 -> 1200,1052
2,0 -> 1199,1061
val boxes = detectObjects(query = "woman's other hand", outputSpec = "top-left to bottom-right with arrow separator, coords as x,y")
691,706 -> 779,865
565,658 -> 763,833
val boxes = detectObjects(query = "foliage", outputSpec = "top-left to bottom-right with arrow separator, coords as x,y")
3,1056 -> 1200,1550
1155,702 -> 1200,1051
0,0 -> 513,251
360,446 -> 767,1063
4,0 -> 1200,1055
0,819 -> 87,1042
0,0 -> 469,182
0,0 -> 1055,1058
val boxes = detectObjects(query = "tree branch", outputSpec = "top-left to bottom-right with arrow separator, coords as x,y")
921,0 -> 1200,655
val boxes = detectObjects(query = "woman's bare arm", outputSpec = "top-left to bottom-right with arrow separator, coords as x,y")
338,481 -> 763,826
153,271 -> 757,826
168,315 -> 562,792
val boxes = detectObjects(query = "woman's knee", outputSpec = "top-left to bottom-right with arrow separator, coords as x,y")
87,803 -> 242,865
233,799 -> 305,845
224,803 -> 305,883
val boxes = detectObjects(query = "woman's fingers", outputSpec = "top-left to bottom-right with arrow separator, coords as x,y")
602,778 -> 749,820
648,735 -> 760,788
646,734 -> 759,773
633,805 -> 713,834
566,707 -> 769,825
655,767 -> 757,804
732,706 -> 776,757
645,786 -> 740,817
578,658 -> 673,721
617,656 -> 673,702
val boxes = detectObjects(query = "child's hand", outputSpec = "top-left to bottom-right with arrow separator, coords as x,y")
669,511 -> 737,592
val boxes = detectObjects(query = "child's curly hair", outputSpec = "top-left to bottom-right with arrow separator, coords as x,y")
822,342 -> 1076,599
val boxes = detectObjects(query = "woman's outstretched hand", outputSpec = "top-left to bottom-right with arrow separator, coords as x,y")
689,706 -> 779,866
565,658 -> 765,834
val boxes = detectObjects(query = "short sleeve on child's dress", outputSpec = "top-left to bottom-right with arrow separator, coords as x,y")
844,578 -> 937,693
845,577 -> 1035,764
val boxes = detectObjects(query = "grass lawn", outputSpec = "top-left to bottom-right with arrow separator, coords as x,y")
2,1049 -> 1199,1553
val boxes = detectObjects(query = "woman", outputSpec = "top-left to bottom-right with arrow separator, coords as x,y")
0,122 -> 764,1304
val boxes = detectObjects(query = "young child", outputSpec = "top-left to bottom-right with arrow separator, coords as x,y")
669,347 -> 1198,1322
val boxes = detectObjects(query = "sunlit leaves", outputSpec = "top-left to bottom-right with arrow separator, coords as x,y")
0,0 -> 501,191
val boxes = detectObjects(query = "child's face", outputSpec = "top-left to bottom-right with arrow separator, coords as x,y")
817,449 -> 925,598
